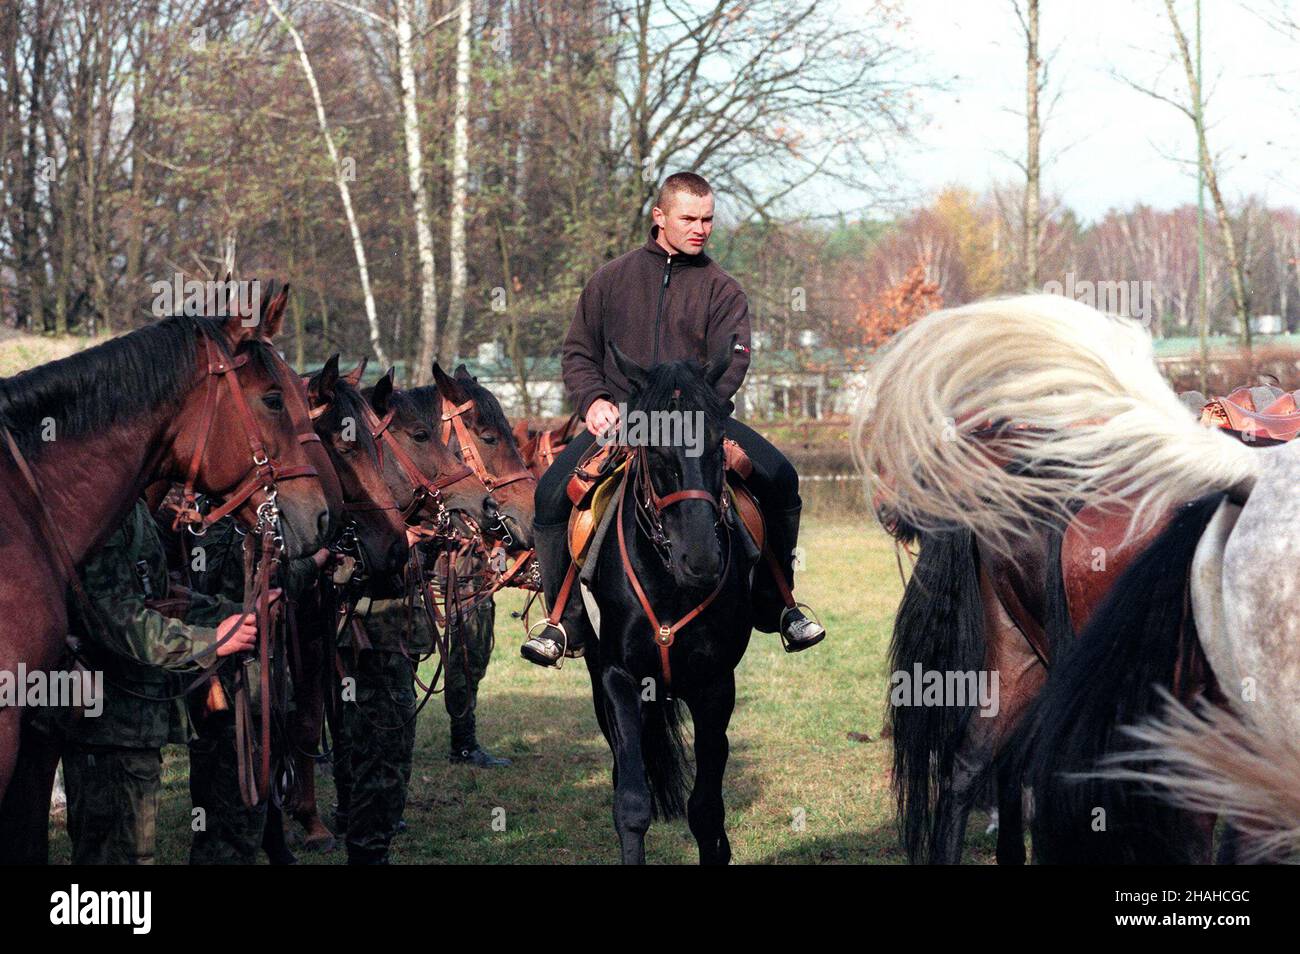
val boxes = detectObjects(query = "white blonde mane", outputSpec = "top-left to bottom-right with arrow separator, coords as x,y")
1099,696 -> 1300,862
854,294 -> 1260,550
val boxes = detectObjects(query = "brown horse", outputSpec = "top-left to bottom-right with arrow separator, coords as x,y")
888,387 -> 1290,864
283,363 -> 499,849
513,413 -> 581,479
0,288 -> 336,855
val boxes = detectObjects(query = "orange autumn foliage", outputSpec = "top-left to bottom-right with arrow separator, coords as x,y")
852,262 -> 943,350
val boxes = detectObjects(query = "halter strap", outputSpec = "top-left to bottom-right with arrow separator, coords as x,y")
439,398 -> 535,494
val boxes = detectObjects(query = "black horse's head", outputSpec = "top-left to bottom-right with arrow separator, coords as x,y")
612,337 -> 735,592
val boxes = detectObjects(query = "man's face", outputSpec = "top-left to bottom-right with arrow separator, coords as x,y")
652,191 -> 714,254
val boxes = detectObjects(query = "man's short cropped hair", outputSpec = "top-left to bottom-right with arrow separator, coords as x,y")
655,172 -> 713,212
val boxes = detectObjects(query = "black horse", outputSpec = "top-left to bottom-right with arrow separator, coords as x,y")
569,342 -> 759,864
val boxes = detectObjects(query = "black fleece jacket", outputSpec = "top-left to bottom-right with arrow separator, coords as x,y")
560,227 -> 752,417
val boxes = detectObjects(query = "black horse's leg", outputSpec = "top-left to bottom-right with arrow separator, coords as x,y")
601,665 -> 651,865
995,757 -> 1025,865
685,673 -> 734,866
930,733 -> 989,864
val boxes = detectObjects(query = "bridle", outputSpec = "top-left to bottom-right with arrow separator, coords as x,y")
439,397 -> 535,498
617,442 -> 732,693
438,395 -> 539,590
358,399 -> 480,534
171,328 -> 321,539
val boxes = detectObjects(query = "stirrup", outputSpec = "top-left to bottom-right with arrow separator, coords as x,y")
523,619 -> 569,669
779,601 -> 826,653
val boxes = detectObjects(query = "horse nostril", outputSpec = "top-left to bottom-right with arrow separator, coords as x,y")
317,509 -> 331,542
484,495 -> 501,516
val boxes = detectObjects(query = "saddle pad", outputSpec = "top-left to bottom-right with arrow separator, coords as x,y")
568,468 -> 766,569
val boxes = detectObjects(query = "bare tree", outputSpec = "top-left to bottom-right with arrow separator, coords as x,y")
1015,0 -> 1041,289
267,0 -> 389,366
1121,0 -> 1252,346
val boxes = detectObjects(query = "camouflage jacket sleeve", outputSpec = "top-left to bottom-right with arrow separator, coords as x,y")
76,502 -> 220,673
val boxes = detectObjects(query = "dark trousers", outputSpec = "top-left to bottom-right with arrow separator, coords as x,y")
534,418 -> 801,632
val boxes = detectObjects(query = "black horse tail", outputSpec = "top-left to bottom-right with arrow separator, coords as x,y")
889,528 -> 985,863
1021,494 -> 1224,864
643,694 -> 690,820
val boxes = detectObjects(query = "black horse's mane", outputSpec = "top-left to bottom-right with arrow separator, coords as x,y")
631,360 -> 727,424
0,315 -> 285,455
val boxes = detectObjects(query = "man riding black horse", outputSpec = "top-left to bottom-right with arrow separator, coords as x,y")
522,171 -> 826,667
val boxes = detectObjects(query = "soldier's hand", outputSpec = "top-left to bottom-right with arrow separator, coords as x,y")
310,547 -> 332,569
215,613 -> 258,656
586,398 -> 620,437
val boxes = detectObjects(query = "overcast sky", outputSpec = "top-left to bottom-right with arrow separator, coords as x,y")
858,0 -> 1300,222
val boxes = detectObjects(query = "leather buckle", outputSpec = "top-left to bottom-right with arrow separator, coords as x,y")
655,625 -> 674,647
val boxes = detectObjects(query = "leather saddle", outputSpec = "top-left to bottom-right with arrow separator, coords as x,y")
1201,385 -> 1300,442
566,438 -> 764,567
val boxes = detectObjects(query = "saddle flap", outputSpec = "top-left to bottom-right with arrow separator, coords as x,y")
728,478 -> 764,553
566,441 -> 619,506
569,460 -> 628,566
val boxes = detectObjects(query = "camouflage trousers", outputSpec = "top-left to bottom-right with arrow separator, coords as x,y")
63,745 -> 161,865
334,648 -> 416,864
188,713 -> 267,864
445,596 -> 495,754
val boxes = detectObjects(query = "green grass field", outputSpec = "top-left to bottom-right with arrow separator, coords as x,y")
45,519 -> 999,865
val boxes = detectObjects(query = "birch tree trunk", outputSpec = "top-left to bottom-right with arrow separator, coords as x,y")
396,0 -> 439,385
1163,0 -> 1251,348
440,0 -> 472,369
266,0 -> 389,367
1023,0 -> 1040,290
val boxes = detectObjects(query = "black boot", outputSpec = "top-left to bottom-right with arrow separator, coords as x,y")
520,520 -> 584,667
448,705 -> 512,767
763,505 -> 826,653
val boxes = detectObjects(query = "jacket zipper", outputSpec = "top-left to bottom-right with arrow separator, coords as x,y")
653,254 -> 672,365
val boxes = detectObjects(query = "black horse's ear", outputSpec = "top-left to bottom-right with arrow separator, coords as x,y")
703,334 -> 737,388
432,361 -> 469,405
611,344 -> 649,394
371,367 -> 396,416
308,353 -> 341,409
453,363 -> 477,383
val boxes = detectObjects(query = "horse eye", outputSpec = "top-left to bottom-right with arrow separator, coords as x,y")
413,431 -> 431,443
262,392 -> 284,412
480,432 -> 497,445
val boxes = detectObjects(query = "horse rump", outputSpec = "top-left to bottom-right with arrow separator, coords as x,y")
1020,494 -> 1225,864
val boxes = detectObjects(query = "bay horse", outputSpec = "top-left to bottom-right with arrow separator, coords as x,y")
572,343 -> 757,864
514,413 -> 581,479
0,288 -> 334,838
859,294 -> 1283,863
282,361 -> 494,849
